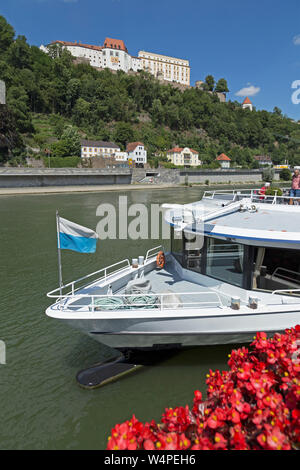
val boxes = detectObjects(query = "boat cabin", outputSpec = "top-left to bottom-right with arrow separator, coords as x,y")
171,227 -> 300,293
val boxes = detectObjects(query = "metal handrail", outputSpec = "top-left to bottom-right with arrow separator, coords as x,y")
48,245 -> 166,299
145,245 -> 164,261
272,267 -> 300,284
272,288 -> 300,295
203,188 -> 300,206
49,290 -> 225,312
47,258 -> 131,298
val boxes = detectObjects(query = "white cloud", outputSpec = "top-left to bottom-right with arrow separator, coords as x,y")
235,85 -> 261,97
293,35 -> 300,46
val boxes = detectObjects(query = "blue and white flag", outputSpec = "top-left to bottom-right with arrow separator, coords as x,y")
58,216 -> 98,253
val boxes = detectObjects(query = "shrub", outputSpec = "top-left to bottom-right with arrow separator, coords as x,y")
280,168 -> 292,181
262,167 -> 275,182
265,187 -> 283,196
43,156 -> 80,168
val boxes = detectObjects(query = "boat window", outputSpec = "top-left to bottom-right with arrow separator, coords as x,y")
206,238 -> 244,287
183,233 -> 204,272
254,247 -> 300,291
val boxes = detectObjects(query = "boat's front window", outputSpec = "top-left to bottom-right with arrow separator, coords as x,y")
206,238 -> 245,287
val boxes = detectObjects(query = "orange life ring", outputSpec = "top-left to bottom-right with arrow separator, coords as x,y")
156,251 -> 165,269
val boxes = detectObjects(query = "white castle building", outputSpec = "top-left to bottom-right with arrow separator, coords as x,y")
40,38 -> 190,85
138,51 -> 190,86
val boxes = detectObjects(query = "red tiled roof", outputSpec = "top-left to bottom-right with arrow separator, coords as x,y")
254,155 -> 272,162
126,142 -> 144,152
51,40 -> 103,51
167,147 -> 183,153
243,97 -> 252,105
216,153 -> 231,161
50,38 -> 128,53
103,37 -> 127,52
167,147 -> 198,154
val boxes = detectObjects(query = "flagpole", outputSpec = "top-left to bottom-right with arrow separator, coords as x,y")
56,210 -> 63,297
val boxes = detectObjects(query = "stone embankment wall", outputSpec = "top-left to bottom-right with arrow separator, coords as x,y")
0,168 -> 132,188
132,168 -> 280,185
0,167 -> 280,188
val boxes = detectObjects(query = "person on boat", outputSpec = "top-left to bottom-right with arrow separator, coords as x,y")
258,182 -> 270,199
289,169 -> 300,205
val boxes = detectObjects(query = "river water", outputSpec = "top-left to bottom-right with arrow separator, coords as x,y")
0,186 -> 241,449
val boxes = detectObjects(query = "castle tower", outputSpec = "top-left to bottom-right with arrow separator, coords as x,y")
242,96 -> 253,111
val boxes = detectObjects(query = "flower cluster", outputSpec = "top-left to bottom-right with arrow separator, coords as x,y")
107,326 -> 300,450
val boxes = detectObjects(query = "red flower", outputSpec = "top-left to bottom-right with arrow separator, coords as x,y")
214,432 -> 228,450
143,439 -> 155,450
107,326 -> 300,451
206,407 -> 226,429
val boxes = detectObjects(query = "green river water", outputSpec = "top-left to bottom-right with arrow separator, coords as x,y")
0,186 -> 241,450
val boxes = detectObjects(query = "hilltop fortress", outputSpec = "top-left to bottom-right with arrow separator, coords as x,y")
41,37 -> 190,86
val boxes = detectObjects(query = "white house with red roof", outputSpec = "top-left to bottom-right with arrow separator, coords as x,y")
242,97 -> 253,111
126,142 -> 147,166
167,147 -> 201,167
216,153 -> 231,169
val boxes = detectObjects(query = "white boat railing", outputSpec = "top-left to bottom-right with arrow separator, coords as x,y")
49,290 -> 225,313
203,188 -> 300,206
271,288 -> 300,304
48,246 -> 164,299
47,258 -> 132,298
145,245 -> 164,261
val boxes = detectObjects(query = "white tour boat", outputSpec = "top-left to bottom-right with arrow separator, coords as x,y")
46,189 -> 300,350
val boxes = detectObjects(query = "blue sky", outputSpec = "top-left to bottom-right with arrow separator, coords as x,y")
1,0 -> 300,119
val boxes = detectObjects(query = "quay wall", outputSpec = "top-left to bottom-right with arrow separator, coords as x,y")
0,168 -> 132,188
132,168 -> 280,185
0,167 -> 280,188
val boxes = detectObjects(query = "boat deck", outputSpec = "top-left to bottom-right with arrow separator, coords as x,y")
144,263 -> 231,308
51,255 -> 300,315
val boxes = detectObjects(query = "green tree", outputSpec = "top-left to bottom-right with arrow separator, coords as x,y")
204,75 -> 215,92
150,98 -> 164,126
279,168 -> 292,181
51,126 -> 81,158
113,122 -> 134,149
215,78 -> 229,93
0,16 -> 15,53
7,35 -> 32,69
6,85 -> 33,133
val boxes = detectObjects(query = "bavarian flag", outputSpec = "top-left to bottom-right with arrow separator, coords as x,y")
58,216 -> 98,253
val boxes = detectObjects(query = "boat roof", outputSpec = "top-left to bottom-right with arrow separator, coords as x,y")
164,189 -> 300,249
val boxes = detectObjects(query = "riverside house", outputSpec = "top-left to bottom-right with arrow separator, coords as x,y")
81,140 -> 121,158
216,153 -> 231,169
166,147 -> 200,167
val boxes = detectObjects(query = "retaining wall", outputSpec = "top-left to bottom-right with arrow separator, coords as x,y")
0,168 -> 132,188
132,168 -> 280,185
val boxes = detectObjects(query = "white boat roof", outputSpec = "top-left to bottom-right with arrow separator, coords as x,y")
164,189 -> 300,249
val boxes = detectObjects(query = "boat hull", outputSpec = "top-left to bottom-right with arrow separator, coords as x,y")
61,308 -> 300,349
